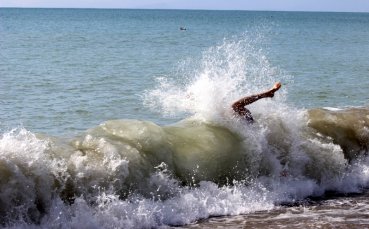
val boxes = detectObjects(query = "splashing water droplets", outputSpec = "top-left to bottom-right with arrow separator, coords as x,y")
144,35 -> 286,122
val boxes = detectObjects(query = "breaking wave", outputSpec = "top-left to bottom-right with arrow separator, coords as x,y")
1,36 -> 368,228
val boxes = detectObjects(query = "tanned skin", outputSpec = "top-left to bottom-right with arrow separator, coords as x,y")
232,82 -> 282,122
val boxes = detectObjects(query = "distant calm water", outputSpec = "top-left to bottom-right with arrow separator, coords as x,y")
1,8 -> 368,135
0,8 -> 369,228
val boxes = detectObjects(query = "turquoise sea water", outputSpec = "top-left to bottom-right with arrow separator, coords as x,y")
0,8 -> 369,228
1,9 -> 368,135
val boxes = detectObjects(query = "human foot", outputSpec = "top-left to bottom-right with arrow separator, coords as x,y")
267,82 -> 282,97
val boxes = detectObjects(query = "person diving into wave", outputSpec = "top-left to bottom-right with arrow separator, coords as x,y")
232,82 -> 282,122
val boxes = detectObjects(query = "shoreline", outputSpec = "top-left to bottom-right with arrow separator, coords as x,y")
180,190 -> 369,228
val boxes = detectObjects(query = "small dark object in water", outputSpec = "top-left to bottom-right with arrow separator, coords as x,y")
180,27 -> 187,31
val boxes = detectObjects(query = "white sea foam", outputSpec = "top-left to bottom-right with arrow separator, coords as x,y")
1,125 -> 369,228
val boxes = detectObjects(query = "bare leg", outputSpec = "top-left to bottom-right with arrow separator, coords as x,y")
232,82 -> 282,121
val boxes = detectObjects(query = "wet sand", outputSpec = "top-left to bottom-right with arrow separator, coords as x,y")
179,191 -> 369,228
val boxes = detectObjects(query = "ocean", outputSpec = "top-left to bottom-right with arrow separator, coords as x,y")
0,8 -> 369,228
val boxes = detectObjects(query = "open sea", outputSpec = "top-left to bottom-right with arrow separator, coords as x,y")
0,8 -> 369,228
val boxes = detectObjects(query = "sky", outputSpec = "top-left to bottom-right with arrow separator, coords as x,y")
1,0 -> 369,13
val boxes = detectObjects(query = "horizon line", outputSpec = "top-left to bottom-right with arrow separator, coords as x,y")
1,6 -> 369,14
